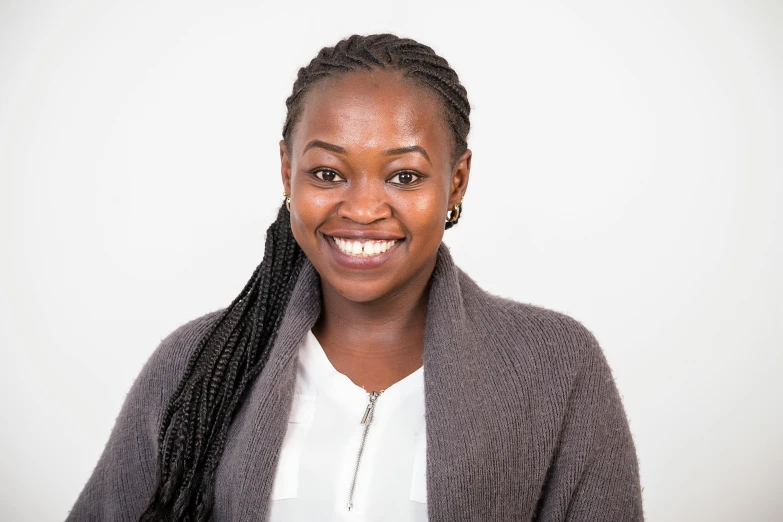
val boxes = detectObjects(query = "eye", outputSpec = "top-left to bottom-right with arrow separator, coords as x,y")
388,171 -> 422,185
312,168 -> 345,183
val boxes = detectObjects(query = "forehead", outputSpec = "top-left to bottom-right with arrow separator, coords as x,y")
292,70 -> 451,159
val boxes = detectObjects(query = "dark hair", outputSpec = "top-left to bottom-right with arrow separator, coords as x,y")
139,33 -> 471,521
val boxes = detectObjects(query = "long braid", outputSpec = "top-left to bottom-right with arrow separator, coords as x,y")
141,33 -> 471,521
139,204 -> 305,521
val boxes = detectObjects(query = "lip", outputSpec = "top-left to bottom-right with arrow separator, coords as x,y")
319,229 -> 405,241
320,232 -> 404,270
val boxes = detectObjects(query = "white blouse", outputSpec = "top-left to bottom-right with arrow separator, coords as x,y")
268,331 -> 428,522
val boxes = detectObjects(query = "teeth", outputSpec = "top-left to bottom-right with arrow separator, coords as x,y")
332,237 -> 397,257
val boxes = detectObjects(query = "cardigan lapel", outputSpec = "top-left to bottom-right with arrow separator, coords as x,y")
423,245 -> 542,521
422,244 -> 502,521
213,260 -> 322,521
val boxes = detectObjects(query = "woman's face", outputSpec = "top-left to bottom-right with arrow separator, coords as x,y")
280,70 -> 471,304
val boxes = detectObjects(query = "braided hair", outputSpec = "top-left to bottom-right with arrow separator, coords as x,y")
139,33 -> 471,521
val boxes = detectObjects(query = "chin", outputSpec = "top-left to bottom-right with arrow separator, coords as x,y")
324,274 -> 399,304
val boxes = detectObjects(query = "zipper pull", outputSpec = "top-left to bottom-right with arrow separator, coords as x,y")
360,391 -> 380,425
348,391 -> 382,511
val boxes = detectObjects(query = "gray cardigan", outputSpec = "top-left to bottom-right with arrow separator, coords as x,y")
67,244 -> 644,521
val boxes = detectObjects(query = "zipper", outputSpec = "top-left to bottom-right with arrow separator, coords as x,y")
347,390 -> 380,511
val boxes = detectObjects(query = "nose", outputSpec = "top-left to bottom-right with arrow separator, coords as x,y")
337,178 -> 392,224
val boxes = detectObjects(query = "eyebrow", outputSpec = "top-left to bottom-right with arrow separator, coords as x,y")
384,145 -> 431,165
303,140 -> 346,155
302,140 -> 432,165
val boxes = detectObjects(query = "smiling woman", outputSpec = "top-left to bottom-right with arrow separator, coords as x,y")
66,34 -> 643,522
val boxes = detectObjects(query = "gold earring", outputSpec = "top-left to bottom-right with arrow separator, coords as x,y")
446,198 -> 463,223
284,192 -> 291,212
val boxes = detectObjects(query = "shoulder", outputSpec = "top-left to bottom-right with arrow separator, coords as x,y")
128,309 -> 226,430
457,268 -> 604,376
143,309 -> 226,381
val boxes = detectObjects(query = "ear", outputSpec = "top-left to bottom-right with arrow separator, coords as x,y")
280,139 -> 292,195
448,148 -> 472,208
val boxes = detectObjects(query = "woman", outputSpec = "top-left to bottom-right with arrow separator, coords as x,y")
68,34 -> 643,521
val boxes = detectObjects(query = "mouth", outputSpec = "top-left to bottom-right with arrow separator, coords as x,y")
325,235 -> 401,257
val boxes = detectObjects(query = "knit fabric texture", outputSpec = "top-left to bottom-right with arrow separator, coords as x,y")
67,244 -> 644,521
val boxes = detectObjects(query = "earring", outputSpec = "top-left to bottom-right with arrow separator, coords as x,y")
284,192 -> 291,212
446,198 -> 463,223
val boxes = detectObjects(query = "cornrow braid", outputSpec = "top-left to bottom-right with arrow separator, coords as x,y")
141,34 -> 471,522
282,34 -> 470,229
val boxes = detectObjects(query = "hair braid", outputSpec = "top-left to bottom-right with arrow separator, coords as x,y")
139,203 -> 305,521
141,33 -> 470,521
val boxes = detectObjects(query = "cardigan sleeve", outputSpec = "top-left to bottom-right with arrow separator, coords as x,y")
537,331 -> 645,522
65,311 -> 222,522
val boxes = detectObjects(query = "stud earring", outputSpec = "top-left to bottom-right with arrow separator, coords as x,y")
284,192 -> 291,212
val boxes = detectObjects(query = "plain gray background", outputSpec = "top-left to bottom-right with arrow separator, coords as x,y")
1,1 -> 781,520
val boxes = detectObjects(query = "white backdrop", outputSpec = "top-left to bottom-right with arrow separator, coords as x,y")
1,1 -> 781,520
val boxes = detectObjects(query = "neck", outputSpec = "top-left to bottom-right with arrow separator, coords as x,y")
312,259 -> 435,361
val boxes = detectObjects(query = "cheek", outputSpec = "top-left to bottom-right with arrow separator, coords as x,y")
400,190 -> 447,237
290,183 -> 333,231
288,195 -> 322,252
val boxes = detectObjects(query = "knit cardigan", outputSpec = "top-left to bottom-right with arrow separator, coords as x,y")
67,244 -> 644,521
